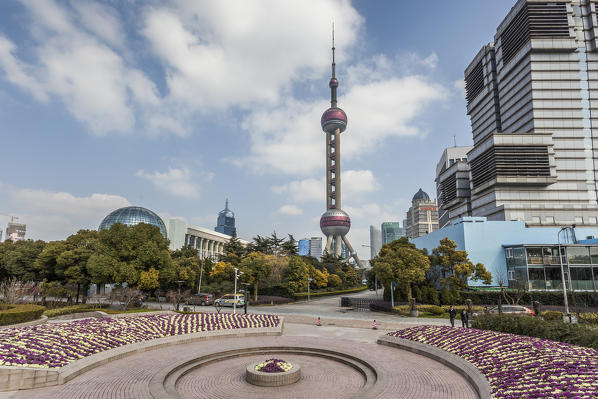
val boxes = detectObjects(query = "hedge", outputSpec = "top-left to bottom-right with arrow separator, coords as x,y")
471,313 -> 598,349
43,304 -> 95,318
0,304 -> 46,326
460,290 -> 598,307
294,286 -> 367,300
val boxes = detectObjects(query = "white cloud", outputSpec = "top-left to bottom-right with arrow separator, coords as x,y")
277,205 -> 303,216
0,35 -> 47,101
272,169 -> 379,203
454,79 -> 466,99
135,167 -> 200,199
0,181 -> 130,241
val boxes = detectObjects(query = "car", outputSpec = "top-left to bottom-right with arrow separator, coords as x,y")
186,293 -> 214,306
473,305 -> 533,318
214,294 -> 246,307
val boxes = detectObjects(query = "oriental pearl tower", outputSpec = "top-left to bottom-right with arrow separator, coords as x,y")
319,28 -> 362,268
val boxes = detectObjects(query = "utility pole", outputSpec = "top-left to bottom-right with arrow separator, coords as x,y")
233,267 -> 243,314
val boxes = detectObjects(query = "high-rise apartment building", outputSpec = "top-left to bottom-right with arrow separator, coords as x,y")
5,222 -> 26,241
369,225 -> 382,258
436,146 -> 474,228
464,0 -> 598,226
381,222 -> 403,245
405,189 -> 439,238
309,237 -> 323,260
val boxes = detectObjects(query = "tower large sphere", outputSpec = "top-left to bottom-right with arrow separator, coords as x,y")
321,107 -> 347,133
320,209 -> 351,236
99,206 -> 167,237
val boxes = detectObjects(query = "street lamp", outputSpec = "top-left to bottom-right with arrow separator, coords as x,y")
361,244 -> 378,299
241,283 -> 250,314
557,227 -> 572,321
175,280 -> 184,311
197,256 -> 204,294
233,267 -> 244,314
308,278 -> 313,301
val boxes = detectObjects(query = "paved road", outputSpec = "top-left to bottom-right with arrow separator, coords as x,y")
145,289 -> 452,326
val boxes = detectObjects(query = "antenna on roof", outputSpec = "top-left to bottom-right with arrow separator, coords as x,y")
453,134 -> 457,147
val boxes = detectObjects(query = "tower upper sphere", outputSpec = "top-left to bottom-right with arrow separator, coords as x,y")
321,107 -> 347,133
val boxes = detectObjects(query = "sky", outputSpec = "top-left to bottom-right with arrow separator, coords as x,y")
0,0 -> 516,260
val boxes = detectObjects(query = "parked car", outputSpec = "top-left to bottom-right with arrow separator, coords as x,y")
473,305 -> 533,318
214,294 -> 246,307
186,293 -> 214,306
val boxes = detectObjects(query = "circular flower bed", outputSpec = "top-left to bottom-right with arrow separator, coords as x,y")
247,358 -> 301,386
255,358 -> 293,373
0,313 -> 279,368
388,325 -> 598,398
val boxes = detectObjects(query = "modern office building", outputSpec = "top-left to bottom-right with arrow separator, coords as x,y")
464,0 -> 598,226
405,189 -> 439,239
99,206 -> 167,237
5,222 -> 25,241
298,239 -> 310,256
215,199 -> 237,237
369,225 -> 382,258
309,237 -> 323,260
381,222 -> 403,245
332,240 -> 350,259
412,216 -> 598,290
435,146 -> 474,228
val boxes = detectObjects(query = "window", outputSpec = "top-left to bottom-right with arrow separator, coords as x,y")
545,267 -> 564,290
526,247 -> 543,265
567,247 -> 590,264
528,267 -> 546,290
570,267 -> 594,291
508,270 -> 515,280
591,247 -> 598,265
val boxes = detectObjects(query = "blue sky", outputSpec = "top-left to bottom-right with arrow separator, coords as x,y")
0,0 -> 515,259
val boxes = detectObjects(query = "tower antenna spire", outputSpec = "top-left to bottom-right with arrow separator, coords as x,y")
329,22 -> 338,107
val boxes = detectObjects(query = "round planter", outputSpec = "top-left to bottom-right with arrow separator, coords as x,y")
409,310 -> 419,317
246,363 -> 301,387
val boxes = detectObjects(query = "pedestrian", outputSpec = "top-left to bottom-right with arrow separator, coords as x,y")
460,309 -> 469,328
448,306 -> 457,327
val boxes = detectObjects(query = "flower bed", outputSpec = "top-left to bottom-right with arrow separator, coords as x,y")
255,358 -> 293,373
0,313 -> 279,369
388,325 -> 598,398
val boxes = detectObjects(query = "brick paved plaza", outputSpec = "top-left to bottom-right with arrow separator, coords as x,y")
0,318 -> 478,399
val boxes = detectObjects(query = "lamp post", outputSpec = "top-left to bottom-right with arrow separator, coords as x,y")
557,227 -> 571,321
391,281 -> 396,308
241,283 -> 250,314
361,244 -> 378,299
175,280 -> 184,311
308,278 -> 313,301
233,267 -> 243,314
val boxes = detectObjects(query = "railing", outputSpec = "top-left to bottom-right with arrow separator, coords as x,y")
340,297 -> 381,312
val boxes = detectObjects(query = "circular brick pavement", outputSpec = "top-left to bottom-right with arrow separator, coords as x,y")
177,354 -> 362,398
2,327 -> 478,399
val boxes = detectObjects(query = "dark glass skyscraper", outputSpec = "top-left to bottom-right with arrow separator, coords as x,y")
215,199 -> 237,237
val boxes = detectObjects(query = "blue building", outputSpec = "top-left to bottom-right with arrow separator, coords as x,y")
215,199 -> 237,237
411,217 -> 598,291
298,239 -> 310,256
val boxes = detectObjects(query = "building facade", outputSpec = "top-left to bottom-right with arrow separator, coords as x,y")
405,189 -> 439,239
411,216 -> 598,288
215,199 -> 237,237
435,146 -> 474,228
298,239 -> 310,256
309,237 -> 323,260
5,222 -> 25,241
369,225 -> 382,258
464,0 -> 598,226
381,222 -> 403,245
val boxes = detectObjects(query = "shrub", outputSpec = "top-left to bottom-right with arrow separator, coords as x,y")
541,310 -> 563,321
460,290 -> 598,307
0,304 -> 46,326
370,301 -> 396,313
327,274 -> 342,288
471,313 -> 598,349
43,304 -> 95,318
294,286 -> 366,300
422,305 -> 444,315
578,312 -> 598,325
249,296 -> 293,306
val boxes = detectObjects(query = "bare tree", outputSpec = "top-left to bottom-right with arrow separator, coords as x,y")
167,289 -> 191,311
0,278 -> 26,304
110,287 -> 143,312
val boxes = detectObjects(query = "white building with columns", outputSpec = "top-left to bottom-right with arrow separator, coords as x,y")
165,218 -> 249,259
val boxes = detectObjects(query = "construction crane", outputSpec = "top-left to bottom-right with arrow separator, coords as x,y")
0,213 -> 19,223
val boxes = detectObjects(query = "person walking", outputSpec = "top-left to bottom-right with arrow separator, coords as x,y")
448,306 -> 457,327
460,309 -> 469,328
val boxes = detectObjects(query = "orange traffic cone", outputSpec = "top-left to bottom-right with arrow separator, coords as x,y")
316,317 -> 321,326
372,320 -> 377,330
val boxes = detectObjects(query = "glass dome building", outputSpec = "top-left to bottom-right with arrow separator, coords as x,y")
99,206 -> 167,237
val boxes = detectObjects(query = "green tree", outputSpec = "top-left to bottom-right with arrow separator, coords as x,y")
34,241 -> 68,282
222,236 -> 246,263
308,265 -> 328,288
327,273 -> 342,288
55,230 -> 99,303
320,252 -> 343,275
139,268 -> 160,292
280,234 -> 298,256
240,252 -> 272,301
2,240 -> 46,282
370,237 -> 430,300
429,237 -> 492,291
282,256 -> 309,294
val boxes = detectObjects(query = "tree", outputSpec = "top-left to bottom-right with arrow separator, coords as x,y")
282,256 -> 309,294
320,252 -> 343,275
429,238 -> 492,291
280,234 -> 298,256
222,237 -> 246,262
308,265 -> 328,288
55,230 -> 99,303
139,268 -> 160,292
240,252 -> 272,301
370,237 -> 430,300
327,273 -> 342,288
3,240 -> 46,282
210,261 -> 236,282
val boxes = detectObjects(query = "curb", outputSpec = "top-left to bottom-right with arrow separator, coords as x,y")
377,335 -> 492,399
